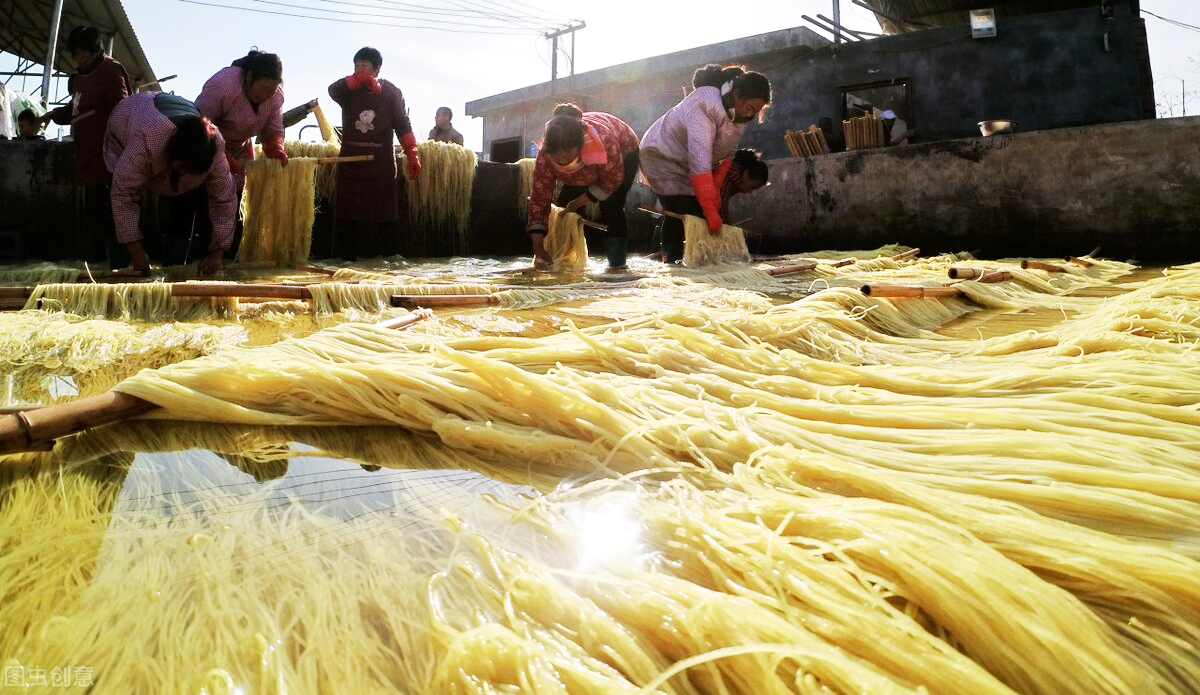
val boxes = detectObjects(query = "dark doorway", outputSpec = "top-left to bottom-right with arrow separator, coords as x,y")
490,137 -> 522,164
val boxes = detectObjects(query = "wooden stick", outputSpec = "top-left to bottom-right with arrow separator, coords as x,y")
303,265 -> 339,276
0,391 -> 158,455
861,284 -> 964,298
784,131 -> 801,157
391,294 -> 495,308
978,270 -> 1012,283
830,258 -> 856,268
170,283 -> 311,300
1020,260 -> 1065,273
637,206 -> 687,220
890,248 -> 921,261
374,308 -> 434,330
314,155 -> 375,164
580,219 -> 609,232
764,260 -> 818,276
0,287 -> 32,299
1064,256 -> 1094,267
947,267 -> 983,279
84,268 -> 153,280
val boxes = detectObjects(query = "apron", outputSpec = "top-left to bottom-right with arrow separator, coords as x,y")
335,85 -> 402,223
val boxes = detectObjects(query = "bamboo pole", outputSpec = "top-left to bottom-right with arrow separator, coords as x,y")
978,270 -> 1012,283
391,294 -> 495,308
764,260 -> 818,276
890,248 -> 921,261
861,284 -> 964,298
948,267 -> 983,279
637,206 -> 687,220
314,155 -> 374,164
830,258 -> 855,268
784,131 -> 802,157
0,287 -> 32,298
303,265 -> 338,276
1021,260 -> 1065,273
170,283 -> 312,300
1064,256 -> 1094,267
0,392 -> 157,455
0,310 -> 433,455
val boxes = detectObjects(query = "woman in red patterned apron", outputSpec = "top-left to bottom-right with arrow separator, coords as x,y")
328,47 -> 422,260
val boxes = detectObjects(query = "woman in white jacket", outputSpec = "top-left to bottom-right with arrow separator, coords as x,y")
639,64 -> 771,263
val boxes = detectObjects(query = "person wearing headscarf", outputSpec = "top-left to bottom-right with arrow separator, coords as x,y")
104,92 -> 236,275
526,103 -> 640,270
639,63 -> 771,263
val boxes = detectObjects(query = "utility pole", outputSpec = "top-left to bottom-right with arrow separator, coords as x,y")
832,0 -> 842,45
40,0 -> 65,107
545,21 -> 586,96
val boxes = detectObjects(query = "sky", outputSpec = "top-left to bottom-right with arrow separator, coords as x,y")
8,1 -> 1200,147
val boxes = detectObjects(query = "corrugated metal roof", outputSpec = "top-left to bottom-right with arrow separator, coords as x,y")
862,0 -> 1136,32
0,0 -> 160,96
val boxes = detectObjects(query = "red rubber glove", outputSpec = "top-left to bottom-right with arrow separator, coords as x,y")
365,74 -> 381,95
400,132 -> 421,179
345,70 -> 365,90
713,158 -> 733,190
262,134 -> 288,167
690,173 -> 723,233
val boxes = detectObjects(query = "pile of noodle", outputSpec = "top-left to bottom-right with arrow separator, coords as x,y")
682,215 -> 751,266
544,206 -> 588,272
238,157 -> 318,265
2,257 -> 1200,692
399,140 -> 477,254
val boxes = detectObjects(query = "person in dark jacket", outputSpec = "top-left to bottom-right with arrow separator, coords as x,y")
328,47 -> 422,260
42,25 -> 131,267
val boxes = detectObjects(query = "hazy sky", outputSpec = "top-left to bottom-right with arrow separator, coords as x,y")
10,1 -> 1200,146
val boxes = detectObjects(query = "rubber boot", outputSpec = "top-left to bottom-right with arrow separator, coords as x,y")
104,237 -> 131,270
605,236 -> 628,270
662,222 -> 685,264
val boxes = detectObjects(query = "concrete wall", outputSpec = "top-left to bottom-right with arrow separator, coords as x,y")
5,116 -> 1196,264
731,116 -> 1200,263
469,4 -> 1148,162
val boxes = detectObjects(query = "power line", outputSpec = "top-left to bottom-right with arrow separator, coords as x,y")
176,0 -> 552,34
1142,9 -> 1200,33
240,0 -> 545,29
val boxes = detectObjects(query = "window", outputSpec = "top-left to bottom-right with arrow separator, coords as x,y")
841,79 -> 912,131
490,137 -> 523,164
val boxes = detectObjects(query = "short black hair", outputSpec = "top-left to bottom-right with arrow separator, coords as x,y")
66,25 -> 103,54
353,47 -> 382,71
436,106 -> 453,119
232,49 -> 283,83
17,109 -> 38,123
167,117 -> 218,175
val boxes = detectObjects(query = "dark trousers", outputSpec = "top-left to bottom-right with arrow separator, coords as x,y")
83,184 -> 129,268
657,194 -> 704,263
165,185 -> 245,264
556,148 -> 640,239
334,219 -> 398,261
